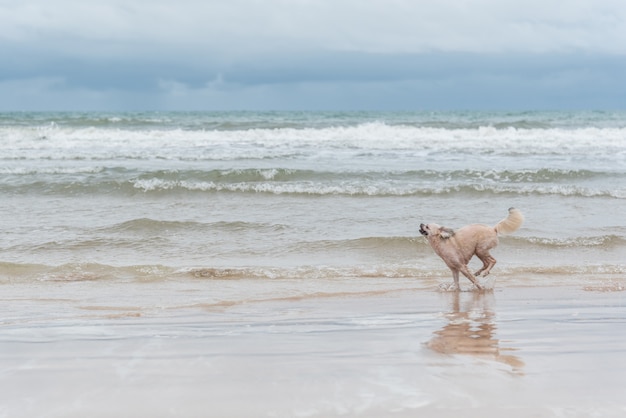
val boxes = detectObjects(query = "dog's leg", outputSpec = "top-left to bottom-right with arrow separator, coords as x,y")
475,251 -> 497,277
459,265 -> 483,290
474,258 -> 489,277
450,269 -> 461,291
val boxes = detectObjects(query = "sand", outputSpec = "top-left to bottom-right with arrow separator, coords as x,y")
0,279 -> 625,417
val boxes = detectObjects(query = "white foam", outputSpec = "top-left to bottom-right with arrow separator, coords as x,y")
0,166 -> 105,175
1,124 -> 625,162
128,178 -> 625,198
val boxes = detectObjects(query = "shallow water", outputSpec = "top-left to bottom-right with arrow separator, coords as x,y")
1,284 -> 624,417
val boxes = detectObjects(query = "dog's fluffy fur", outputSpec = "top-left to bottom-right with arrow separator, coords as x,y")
419,208 -> 524,290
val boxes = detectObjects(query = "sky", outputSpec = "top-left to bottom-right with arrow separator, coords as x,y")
1,0 -> 626,111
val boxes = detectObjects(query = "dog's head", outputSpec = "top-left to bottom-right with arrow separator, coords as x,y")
419,223 -> 455,239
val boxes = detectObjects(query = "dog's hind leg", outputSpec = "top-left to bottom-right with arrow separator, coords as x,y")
474,251 -> 496,277
459,265 -> 483,290
474,258 -> 489,277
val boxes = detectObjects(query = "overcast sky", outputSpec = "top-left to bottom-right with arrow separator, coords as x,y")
2,0 -> 626,111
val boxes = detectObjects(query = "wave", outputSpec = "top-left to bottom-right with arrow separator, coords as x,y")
0,261 -> 438,283
3,167 -> 623,198
1,218 -> 288,257
5,232 -> 623,279
4,110 -> 626,129
116,167 -> 626,185
106,218 -> 204,232
510,235 -> 626,249
101,218 -> 285,234
113,179 -> 626,198
0,166 -> 106,175
4,179 -> 624,199
14,233 -> 625,261
1,167 -> 616,182
0,262 -> 175,283
2,262 -> 624,286
2,122 -> 626,161
293,234 -> 626,253
287,236 -> 425,255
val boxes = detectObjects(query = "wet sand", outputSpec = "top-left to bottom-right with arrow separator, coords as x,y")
1,280 -> 625,417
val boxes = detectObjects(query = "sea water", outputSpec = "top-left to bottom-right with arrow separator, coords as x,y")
1,110 -> 624,286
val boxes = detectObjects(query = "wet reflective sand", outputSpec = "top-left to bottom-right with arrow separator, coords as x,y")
0,281 -> 625,417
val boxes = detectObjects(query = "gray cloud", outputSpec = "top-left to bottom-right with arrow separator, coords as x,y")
4,0 -> 626,54
1,0 -> 626,110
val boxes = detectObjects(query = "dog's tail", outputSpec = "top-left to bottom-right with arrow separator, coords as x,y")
494,207 -> 524,235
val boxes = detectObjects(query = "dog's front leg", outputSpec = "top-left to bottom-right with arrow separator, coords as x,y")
459,265 -> 483,290
450,270 -> 461,291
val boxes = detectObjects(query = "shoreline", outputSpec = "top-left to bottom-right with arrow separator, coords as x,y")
1,281 -> 625,417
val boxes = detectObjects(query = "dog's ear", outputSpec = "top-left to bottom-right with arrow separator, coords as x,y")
439,227 -> 455,239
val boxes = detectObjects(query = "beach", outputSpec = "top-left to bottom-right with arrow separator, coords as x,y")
1,277 -> 625,417
1,111 -> 625,416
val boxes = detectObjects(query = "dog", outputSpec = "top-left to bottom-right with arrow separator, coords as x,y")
419,208 -> 524,290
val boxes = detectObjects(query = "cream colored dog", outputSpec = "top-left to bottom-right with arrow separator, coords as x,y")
419,208 -> 524,290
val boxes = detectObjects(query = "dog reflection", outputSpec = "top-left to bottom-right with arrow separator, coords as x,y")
427,292 -> 524,374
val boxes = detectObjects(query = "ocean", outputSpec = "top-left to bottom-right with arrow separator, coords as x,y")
1,110 -> 624,284
1,111 -> 625,416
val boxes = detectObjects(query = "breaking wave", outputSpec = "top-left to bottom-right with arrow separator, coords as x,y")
2,167 -> 624,198
2,121 -> 626,161
2,262 -> 624,286
510,235 -> 626,249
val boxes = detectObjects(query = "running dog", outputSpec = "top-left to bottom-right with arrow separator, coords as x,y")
419,208 -> 524,290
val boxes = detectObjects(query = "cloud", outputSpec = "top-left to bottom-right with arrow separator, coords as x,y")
2,50 -> 625,111
1,0 -> 626,110
3,0 -> 626,55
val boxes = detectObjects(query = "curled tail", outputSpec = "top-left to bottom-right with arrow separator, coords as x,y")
494,207 -> 524,235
